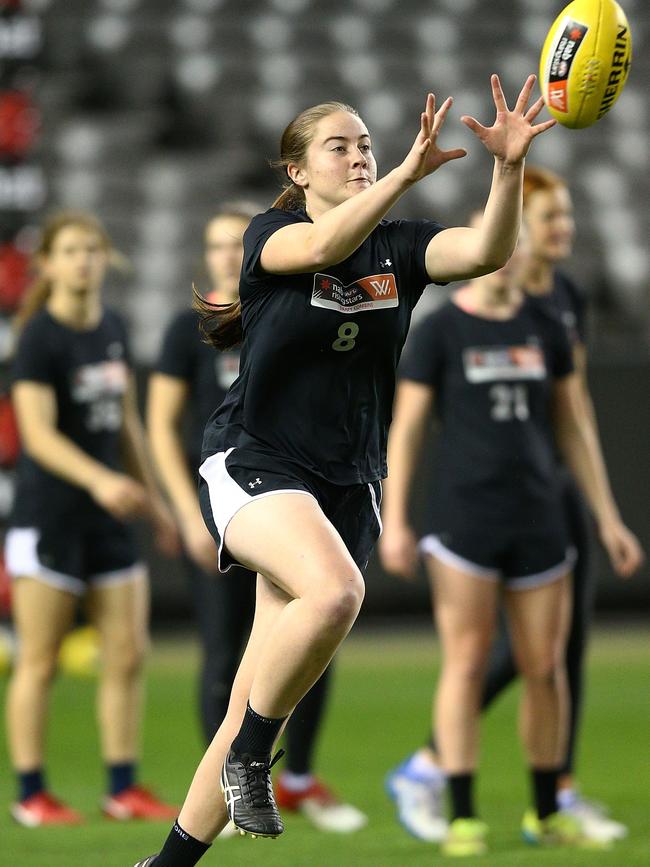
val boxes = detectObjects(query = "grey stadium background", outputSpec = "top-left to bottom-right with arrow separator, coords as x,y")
0,0 -> 648,619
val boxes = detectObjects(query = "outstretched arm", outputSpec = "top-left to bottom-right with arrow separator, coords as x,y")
425,74 -> 556,282
260,95 -> 467,275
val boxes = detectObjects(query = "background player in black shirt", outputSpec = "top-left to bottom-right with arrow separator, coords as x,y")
135,73 -> 558,866
483,166 -> 639,836
380,224 -> 643,855
147,202 -> 367,833
5,212 -> 179,827
384,167 -> 644,847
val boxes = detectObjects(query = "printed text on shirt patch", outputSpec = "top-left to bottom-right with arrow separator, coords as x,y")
311,272 -> 398,313
463,343 -> 546,383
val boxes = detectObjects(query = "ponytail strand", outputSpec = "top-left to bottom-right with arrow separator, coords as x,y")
192,285 -> 242,351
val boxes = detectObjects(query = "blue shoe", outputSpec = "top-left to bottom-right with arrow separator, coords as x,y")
386,756 -> 448,842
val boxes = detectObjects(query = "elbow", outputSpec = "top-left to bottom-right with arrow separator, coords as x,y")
308,242 -> 337,270
148,431 -> 166,468
306,229 -> 349,270
472,250 -> 511,279
20,431 -> 47,463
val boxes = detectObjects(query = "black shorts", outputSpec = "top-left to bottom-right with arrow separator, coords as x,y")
420,507 -> 576,590
198,447 -> 382,573
5,512 -> 144,597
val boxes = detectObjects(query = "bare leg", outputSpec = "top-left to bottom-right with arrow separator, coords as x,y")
226,495 -> 365,718
426,557 -> 499,774
177,493 -> 365,842
86,571 -> 149,763
504,574 -> 572,768
6,578 -> 77,771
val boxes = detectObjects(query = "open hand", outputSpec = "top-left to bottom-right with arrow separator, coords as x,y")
461,74 -> 556,165
398,93 -> 467,184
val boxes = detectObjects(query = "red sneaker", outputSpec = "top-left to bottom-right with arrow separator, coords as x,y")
10,792 -> 84,827
274,776 -> 367,833
102,785 -> 177,821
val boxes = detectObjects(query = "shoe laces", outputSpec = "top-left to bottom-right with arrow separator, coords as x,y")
243,749 -> 285,808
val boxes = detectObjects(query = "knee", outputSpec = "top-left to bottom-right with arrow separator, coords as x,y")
445,657 -> 488,686
103,635 -> 147,680
16,649 -> 58,686
441,634 -> 492,685
520,655 -> 562,687
315,572 -> 365,631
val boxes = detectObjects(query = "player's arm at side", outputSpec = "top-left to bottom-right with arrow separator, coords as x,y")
121,374 -> 179,553
12,380 -> 144,520
571,340 -> 599,424
13,380 -> 109,491
146,373 -> 194,518
147,373 -> 215,571
380,379 -> 434,580
552,373 -> 645,578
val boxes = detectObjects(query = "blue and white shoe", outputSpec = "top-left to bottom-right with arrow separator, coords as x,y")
558,790 -> 628,844
386,755 -> 448,842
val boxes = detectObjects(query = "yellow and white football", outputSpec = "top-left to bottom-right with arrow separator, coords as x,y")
539,0 -> 632,129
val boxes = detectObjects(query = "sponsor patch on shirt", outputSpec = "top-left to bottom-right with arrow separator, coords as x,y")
311,272 -> 398,313
215,350 -> 240,390
463,343 -> 546,383
70,359 -> 129,401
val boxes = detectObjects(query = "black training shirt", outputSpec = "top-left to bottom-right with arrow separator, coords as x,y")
11,307 -> 131,523
527,269 -> 587,347
400,299 -> 574,519
202,207 -> 445,484
156,308 -> 239,470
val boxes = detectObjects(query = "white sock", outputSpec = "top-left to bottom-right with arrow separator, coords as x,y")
280,772 -> 315,792
405,752 -> 446,785
557,787 -> 578,810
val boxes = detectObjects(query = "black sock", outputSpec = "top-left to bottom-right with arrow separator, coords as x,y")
285,668 -> 331,774
231,701 -> 287,758
531,768 -> 558,820
155,821 -> 210,867
18,769 -> 45,802
108,761 -> 135,796
448,773 -> 475,820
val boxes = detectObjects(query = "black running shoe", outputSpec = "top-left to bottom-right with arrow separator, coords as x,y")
133,857 -> 158,866
221,748 -> 285,838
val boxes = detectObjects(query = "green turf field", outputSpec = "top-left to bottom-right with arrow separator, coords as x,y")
1,625 -> 648,866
